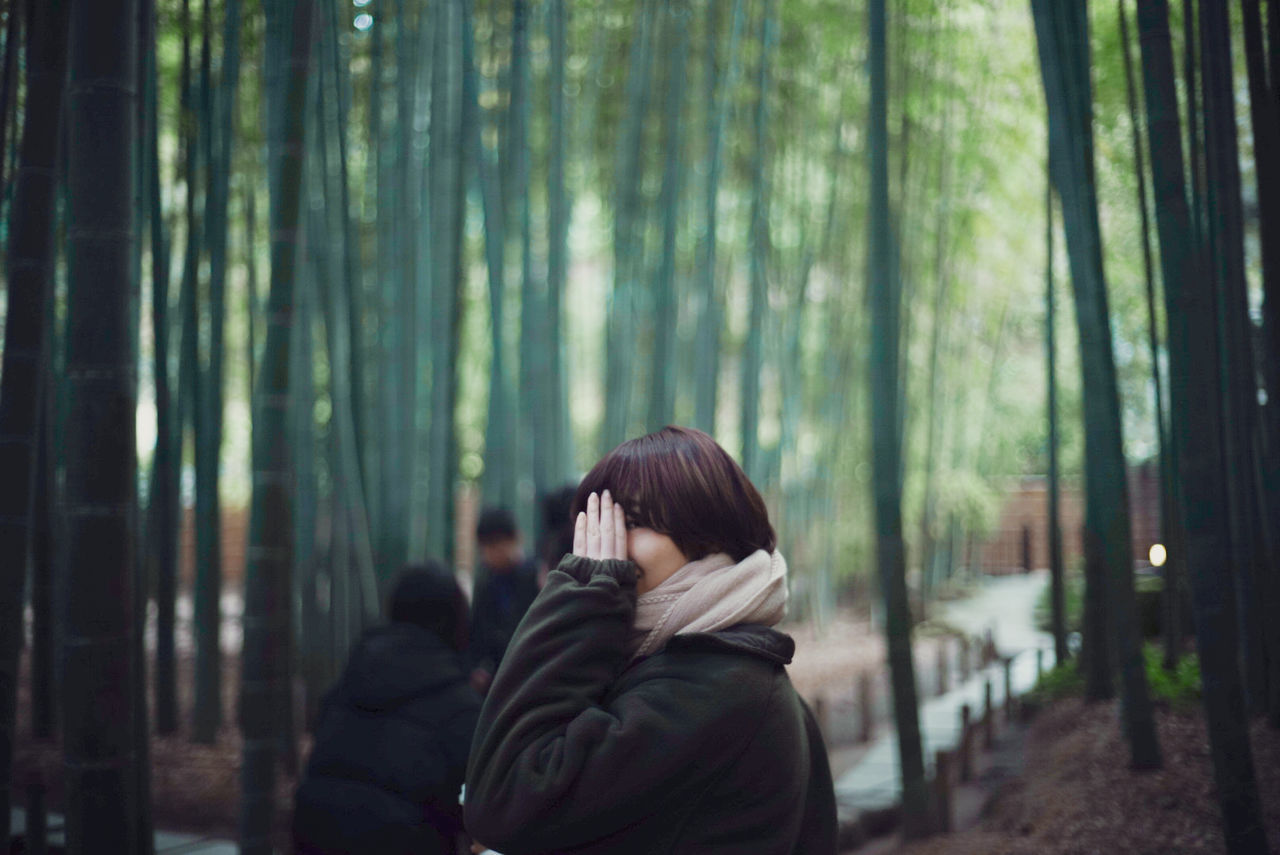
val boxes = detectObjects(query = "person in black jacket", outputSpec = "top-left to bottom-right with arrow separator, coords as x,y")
535,484 -> 579,588
294,563 -> 481,855
464,426 -> 838,855
468,508 -> 541,695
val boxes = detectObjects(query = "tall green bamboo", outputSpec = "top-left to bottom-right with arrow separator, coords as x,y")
502,0 -> 528,205
64,0 -> 141,847
315,8 -> 378,627
1182,0 -> 1205,246
406,1 -> 436,567
513,0 -> 542,537
289,189 -> 319,724
426,0 -> 465,564
0,0 -> 21,218
373,1 -> 407,569
0,2 -> 20,213
544,0 -> 572,487
1046,156 -> 1068,667
481,0 -> 514,511
694,0 -> 745,435
190,0 -> 219,737
132,2 -> 156,847
1270,0 -> 1280,103
917,103 -> 952,614
1031,0 -> 1161,769
245,186 -> 260,388
647,0 -> 689,433
1241,0 -> 1280,403
393,0 -> 417,549
1136,2 -> 1268,849
741,0 -> 775,484
175,0 -> 204,738
326,0 -> 367,507
1034,1 -> 1105,696
1118,0 -> 1183,670
603,0 -> 657,450
29,351 -> 55,741
191,0 -> 242,746
0,0 -> 68,841
1240,0 -> 1280,725
239,0 -> 312,850
1199,0 -> 1270,717
868,0 -> 932,837
367,0 -> 394,570
1263,4 -> 1280,429
889,4 -> 922,475
143,0 -> 179,736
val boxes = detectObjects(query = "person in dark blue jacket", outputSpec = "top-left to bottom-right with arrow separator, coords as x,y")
293,563 -> 480,855
468,508 -> 540,695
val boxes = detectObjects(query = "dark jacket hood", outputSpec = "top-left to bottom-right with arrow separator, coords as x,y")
340,623 -> 468,711
665,623 -> 796,665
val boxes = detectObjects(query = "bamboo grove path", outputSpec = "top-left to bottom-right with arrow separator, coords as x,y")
833,571 -> 1052,828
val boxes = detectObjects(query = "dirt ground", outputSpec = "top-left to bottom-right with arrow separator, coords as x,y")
781,608 -> 886,700
14,650 -> 300,850
886,697 -> 1280,855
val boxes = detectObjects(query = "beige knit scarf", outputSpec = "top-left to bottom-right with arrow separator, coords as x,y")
628,548 -> 788,660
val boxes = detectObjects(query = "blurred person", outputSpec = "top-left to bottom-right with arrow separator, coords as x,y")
293,563 -> 480,855
535,484 -> 579,587
464,426 -> 838,854
468,507 -> 540,695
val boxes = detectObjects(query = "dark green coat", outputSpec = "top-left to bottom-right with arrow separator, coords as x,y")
464,555 -> 838,854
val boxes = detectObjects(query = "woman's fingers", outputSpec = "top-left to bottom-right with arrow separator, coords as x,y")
599,491 -> 615,559
573,511 -> 587,556
586,492 -> 601,557
576,491 -> 627,560
613,503 -> 627,560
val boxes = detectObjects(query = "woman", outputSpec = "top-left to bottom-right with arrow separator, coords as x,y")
294,563 -> 480,855
464,426 -> 838,854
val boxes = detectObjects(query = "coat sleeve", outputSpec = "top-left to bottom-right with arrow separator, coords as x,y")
463,555 -> 750,853
796,698 -> 839,854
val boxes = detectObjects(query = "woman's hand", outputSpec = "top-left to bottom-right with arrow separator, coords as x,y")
573,490 -> 627,560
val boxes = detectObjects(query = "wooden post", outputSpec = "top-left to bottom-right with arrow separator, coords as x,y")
934,749 -> 953,833
858,672 -> 874,743
26,773 -> 47,855
1036,647 -> 1044,680
983,627 -> 996,664
984,679 -> 995,748
959,636 -> 971,682
936,639 -> 949,696
959,704 -> 973,782
1004,656 -> 1015,723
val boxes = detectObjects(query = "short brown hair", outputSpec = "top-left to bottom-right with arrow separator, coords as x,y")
572,426 -> 776,562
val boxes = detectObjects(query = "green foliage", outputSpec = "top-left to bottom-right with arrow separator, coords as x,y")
1027,660 -> 1085,704
1025,645 -> 1201,709
1143,645 -> 1201,708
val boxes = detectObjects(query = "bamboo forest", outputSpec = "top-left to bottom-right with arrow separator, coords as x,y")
2,0 -> 1280,852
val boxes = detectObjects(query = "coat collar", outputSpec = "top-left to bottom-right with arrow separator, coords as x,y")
665,623 -> 796,666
